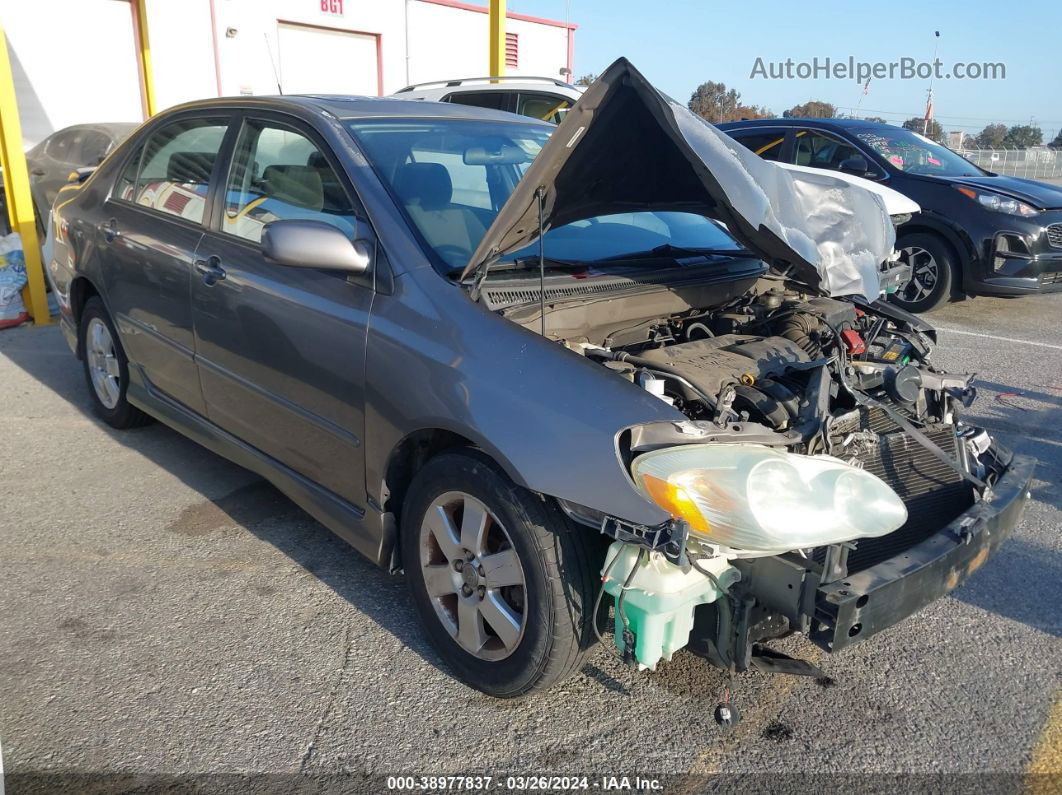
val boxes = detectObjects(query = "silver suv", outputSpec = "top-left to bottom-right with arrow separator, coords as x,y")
393,75 -> 582,124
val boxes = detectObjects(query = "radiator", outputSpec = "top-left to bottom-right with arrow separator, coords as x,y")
827,408 -> 974,573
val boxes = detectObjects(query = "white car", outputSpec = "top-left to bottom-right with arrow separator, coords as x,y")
778,161 -> 921,219
393,76 -> 583,124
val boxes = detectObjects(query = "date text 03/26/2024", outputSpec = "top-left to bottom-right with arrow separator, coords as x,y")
386,775 -> 664,791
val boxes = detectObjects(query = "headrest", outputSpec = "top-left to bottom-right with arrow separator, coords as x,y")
393,162 -> 452,210
166,151 -> 215,184
262,165 -> 324,211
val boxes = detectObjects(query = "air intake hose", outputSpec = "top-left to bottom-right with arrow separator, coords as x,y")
777,313 -> 829,357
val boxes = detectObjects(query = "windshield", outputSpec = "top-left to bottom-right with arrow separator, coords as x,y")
503,212 -> 743,264
346,118 -> 744,273
854,127 -> 986,177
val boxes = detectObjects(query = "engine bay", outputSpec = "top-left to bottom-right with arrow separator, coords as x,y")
555,284 -> 987,472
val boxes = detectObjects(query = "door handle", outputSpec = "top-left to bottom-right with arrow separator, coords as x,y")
100,218 -> 120,242
194,255 -> 226,286
31,168 -> 45,176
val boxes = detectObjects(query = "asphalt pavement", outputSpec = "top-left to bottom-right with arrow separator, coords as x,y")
0,292 -> 1060,793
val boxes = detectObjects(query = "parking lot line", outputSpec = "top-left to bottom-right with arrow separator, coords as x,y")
934,327 -> 1062,352
1027,692 -> 1062,792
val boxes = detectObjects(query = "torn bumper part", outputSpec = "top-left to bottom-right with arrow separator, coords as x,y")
810,452 -> 1034,653
600,450 -> 1033,673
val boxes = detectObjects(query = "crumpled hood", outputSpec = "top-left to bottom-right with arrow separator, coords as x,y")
460,58 -> 896,300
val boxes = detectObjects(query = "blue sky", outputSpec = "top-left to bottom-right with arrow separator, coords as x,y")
511,0 -> 1062,141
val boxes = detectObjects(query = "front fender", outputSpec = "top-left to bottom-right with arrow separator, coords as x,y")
364,269 -> 679,526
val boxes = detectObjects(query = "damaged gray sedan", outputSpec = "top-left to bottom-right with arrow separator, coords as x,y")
50,59 -> 1034,708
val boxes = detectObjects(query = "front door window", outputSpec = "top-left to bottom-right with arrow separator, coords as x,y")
223,120 -> 357,243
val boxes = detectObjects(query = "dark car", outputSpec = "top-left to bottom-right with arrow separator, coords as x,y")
48,59 -> 1031,707
0,123 -> 138,236
718,118 -> 1062,312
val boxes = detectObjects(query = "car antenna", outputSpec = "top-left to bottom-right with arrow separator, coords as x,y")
264,33 -> 283,94
536,186 -> 547,337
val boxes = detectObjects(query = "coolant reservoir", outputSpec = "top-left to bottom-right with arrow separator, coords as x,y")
602,542 -> 739,671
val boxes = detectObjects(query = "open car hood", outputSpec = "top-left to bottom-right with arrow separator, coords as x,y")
460,58 -> 896,300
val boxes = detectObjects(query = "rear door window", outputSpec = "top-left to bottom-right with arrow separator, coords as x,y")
516,92 -> 573,124
727,129 -> 787,161
442,91 -> 515,113
130,117 -> 229,224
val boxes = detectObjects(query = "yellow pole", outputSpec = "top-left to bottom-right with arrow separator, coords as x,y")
132,0 -> 157,116
0,23 -> 49,324
488,0 -> 505,79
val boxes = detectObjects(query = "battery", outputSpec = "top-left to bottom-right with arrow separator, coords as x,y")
870,338 -> 912,365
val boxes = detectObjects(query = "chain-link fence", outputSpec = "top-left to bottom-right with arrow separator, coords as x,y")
956,146 -> 1062,180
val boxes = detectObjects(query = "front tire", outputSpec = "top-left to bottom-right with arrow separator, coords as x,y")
890,232 -> 957,313
401,450 -> 597,698
79,296 -> 152,429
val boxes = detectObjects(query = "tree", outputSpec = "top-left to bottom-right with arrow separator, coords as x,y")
1003,125 -> 1043,149
1050,130 -> 1062,149
862,116 -> 888,124
688,81 -> 742,124
574,73 -> 597,87
733,103 -> 774,120
976,123 -> 1008,148
902,117 -> 945,143
782,100 -> 836,119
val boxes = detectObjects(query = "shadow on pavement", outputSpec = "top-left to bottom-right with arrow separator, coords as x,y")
0,326 -> 455,680
967,377 -> 1062,512
951,536 -> 1062,638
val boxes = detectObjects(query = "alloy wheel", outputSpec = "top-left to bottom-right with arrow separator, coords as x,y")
897,246 -> 939,303
418,491 -> 527,661
86,317 -> 121,409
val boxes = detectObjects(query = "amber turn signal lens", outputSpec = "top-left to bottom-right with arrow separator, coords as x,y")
640,473 -> 712,537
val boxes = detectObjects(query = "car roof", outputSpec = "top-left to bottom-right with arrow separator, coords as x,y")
396,79 -> 584,102
717,118 -> 896,131
159,94 -> 553,126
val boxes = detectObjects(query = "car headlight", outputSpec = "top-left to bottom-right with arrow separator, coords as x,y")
632,444 -> 907,556
954,185 -> 1039,217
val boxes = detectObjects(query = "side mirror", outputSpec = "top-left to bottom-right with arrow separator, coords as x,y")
262,219 -> 371,274
838,155 -> 873,177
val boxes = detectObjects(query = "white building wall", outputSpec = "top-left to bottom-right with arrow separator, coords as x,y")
144,0 -> 218,111
2,0 -> 574,146
0,0 -> 144,148
505,17 -> 570,79
406,2 -> 571,87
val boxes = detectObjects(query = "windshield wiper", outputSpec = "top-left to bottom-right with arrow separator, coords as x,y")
447,256 -> 587,281
505,255 -> 589,270
596,243 -> 751,263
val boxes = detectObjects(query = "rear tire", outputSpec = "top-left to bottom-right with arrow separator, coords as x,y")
401,450 -> 597,697
79,296 -> 152,429
890,232 -> 957,314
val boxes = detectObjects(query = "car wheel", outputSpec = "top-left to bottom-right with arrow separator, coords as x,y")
79,296 -> 152,429
890,233 -> 956,313
401,450 -> 597,698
